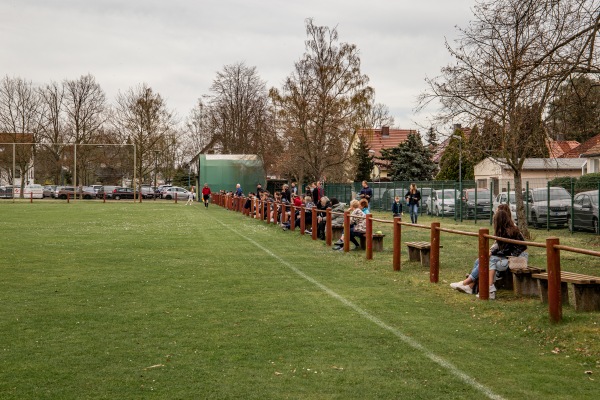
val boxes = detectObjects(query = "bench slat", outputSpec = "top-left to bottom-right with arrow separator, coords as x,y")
533,272 -> 600,285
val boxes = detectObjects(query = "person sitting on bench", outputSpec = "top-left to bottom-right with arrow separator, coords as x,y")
333,200 -> 365,251
450,208 -> 527,299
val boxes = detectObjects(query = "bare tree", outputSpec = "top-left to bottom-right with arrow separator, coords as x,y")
0,76 -> 44,195
63,74 -> 107,186
206,62 -> 277,172
362,102 -> 395,129
181,99 -> 214,161
418,0 -> 600,236
271,19 -> 373,182
113,83 -> 178,184
38,81 -> 67,184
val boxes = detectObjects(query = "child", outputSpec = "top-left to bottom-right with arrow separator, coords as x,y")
185,188 -> 195,205
392,195 -> 403,218
359,198 -> 370,214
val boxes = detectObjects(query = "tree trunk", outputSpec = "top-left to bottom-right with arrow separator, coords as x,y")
513,169 -> 530,239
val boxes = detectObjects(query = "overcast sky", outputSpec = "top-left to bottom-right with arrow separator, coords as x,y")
0,0 -> 474,133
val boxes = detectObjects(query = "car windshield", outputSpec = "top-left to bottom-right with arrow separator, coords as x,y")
436,191 -> 455,199
504,192 -> 517,204
533,188 -> 571,202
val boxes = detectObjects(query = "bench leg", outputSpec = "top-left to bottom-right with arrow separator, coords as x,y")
420,249 -> 430,268
572,284 -> 600,312
513,273 -> 539,297
495,270 -> 514,291
537,280 -> 569,306
373,238 -> 384,252
359,236 -> 366,250
407,247 -> 421,262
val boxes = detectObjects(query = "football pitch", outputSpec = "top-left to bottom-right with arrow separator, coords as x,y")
0,201 -> 598,399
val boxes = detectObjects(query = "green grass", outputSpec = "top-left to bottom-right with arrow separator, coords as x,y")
0,201 -> 599,399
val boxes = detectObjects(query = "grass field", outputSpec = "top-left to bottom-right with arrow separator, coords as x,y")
0,200 -> 599,399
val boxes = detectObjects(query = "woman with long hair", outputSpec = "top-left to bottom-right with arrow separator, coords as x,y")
450,209 -> 527,299
404,183 -> 421,224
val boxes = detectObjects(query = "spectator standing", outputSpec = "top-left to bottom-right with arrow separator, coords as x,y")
404,183 -> 421,224
291,182 -> 298,196
235,184 -> 243,197
312,181 -> 323,204
281,184 -> 291,203
256,183 -> 264,198
359,180 -> 373,203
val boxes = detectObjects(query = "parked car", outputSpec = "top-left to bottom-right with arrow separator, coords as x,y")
111,187 -> 135,200
162,186 -> 190,200
91,185 -> 103,195
527,187 -> 571,228
430,189 -> 457,216
53,186 -> 65,198
23,184 -> 44,199
0,185 -> 14,199
43,185 -> 57,198
140,185 -> 156,199
157,184 -> 172,198
56,186 -> 96,199
568,190 -> 598,233
96,185 -> 118,199
461,188 -> 492,219
492,191 -> 518,222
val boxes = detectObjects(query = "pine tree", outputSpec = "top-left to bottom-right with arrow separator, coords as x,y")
426,126 -> 438,149
354,134 -> 374,182
379,133 -> 436,181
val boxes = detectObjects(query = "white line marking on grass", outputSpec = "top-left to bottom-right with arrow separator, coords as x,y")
213,216 -> 505,400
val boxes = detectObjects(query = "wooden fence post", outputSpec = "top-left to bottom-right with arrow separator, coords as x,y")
478,228 -> 490,300
290,205 -> 296,231
312,208 -> 318,240
393,217 -> 402,271
300,207 -> 306,235
430,222 -> 440,282
366,214 -> 373,260
546,237 -> 562,323
326,208 -> 332,246
343,211 -> 350,252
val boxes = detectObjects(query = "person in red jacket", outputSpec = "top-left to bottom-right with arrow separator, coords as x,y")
201,183 -> 212,208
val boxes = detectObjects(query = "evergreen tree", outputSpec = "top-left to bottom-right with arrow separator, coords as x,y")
437,128 -> 475,180
354,134 -> 374,182
426,126 -> 438,149
379,133 -> 436,181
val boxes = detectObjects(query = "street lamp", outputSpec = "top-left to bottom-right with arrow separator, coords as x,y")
451,134 -> 463,222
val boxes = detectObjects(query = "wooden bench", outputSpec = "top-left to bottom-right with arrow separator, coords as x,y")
331,226 -> 344,241
405,242 -> 442,267
510,267 -> 545,297
532,271 -> 600,312
359,234 -> 386,252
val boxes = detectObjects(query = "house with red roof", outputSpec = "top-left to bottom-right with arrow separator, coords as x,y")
357,126 -> 415,179
559,133 -> 600,174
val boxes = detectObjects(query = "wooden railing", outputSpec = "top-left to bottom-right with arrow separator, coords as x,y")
211,193 -> 600,323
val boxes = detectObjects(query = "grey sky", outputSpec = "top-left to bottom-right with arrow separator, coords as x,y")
0,0 -> 474,131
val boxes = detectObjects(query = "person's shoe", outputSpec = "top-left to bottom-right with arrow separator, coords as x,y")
333,245 -> 343,251
450,281 -> 464,290
476,285 -> 497,299
456,284 -> 473,295
334,239 -> 343,246
305,229 -> 312,234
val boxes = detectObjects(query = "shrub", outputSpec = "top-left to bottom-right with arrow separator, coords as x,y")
548,176 -> 575,191
574,172 -> 600,191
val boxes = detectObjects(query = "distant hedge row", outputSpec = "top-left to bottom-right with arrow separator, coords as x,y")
549,173 -> 600,192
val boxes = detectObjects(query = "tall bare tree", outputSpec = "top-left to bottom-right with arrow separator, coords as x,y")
418,0 -> 600,236
38,81 -> 67,184
63,74 -> 107,185
113,83 -> 177,184
271,19 -> 373,182
0,76 -> 44,194
206,62 -> 276,172
182,99 -> 214,160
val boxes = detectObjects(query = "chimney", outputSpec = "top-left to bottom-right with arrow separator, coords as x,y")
382,126 -> 390,138
453,123 -> 462,131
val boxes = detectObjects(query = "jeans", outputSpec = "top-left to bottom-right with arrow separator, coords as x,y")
468,252 -> 529,281
408,204 -> 418,223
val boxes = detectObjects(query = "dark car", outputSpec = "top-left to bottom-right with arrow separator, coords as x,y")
111,187 -> 135,200
56,186 -> 95,199
0,185 -> 14,199
461,188 -> 492,219
568,190 -> 598,233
